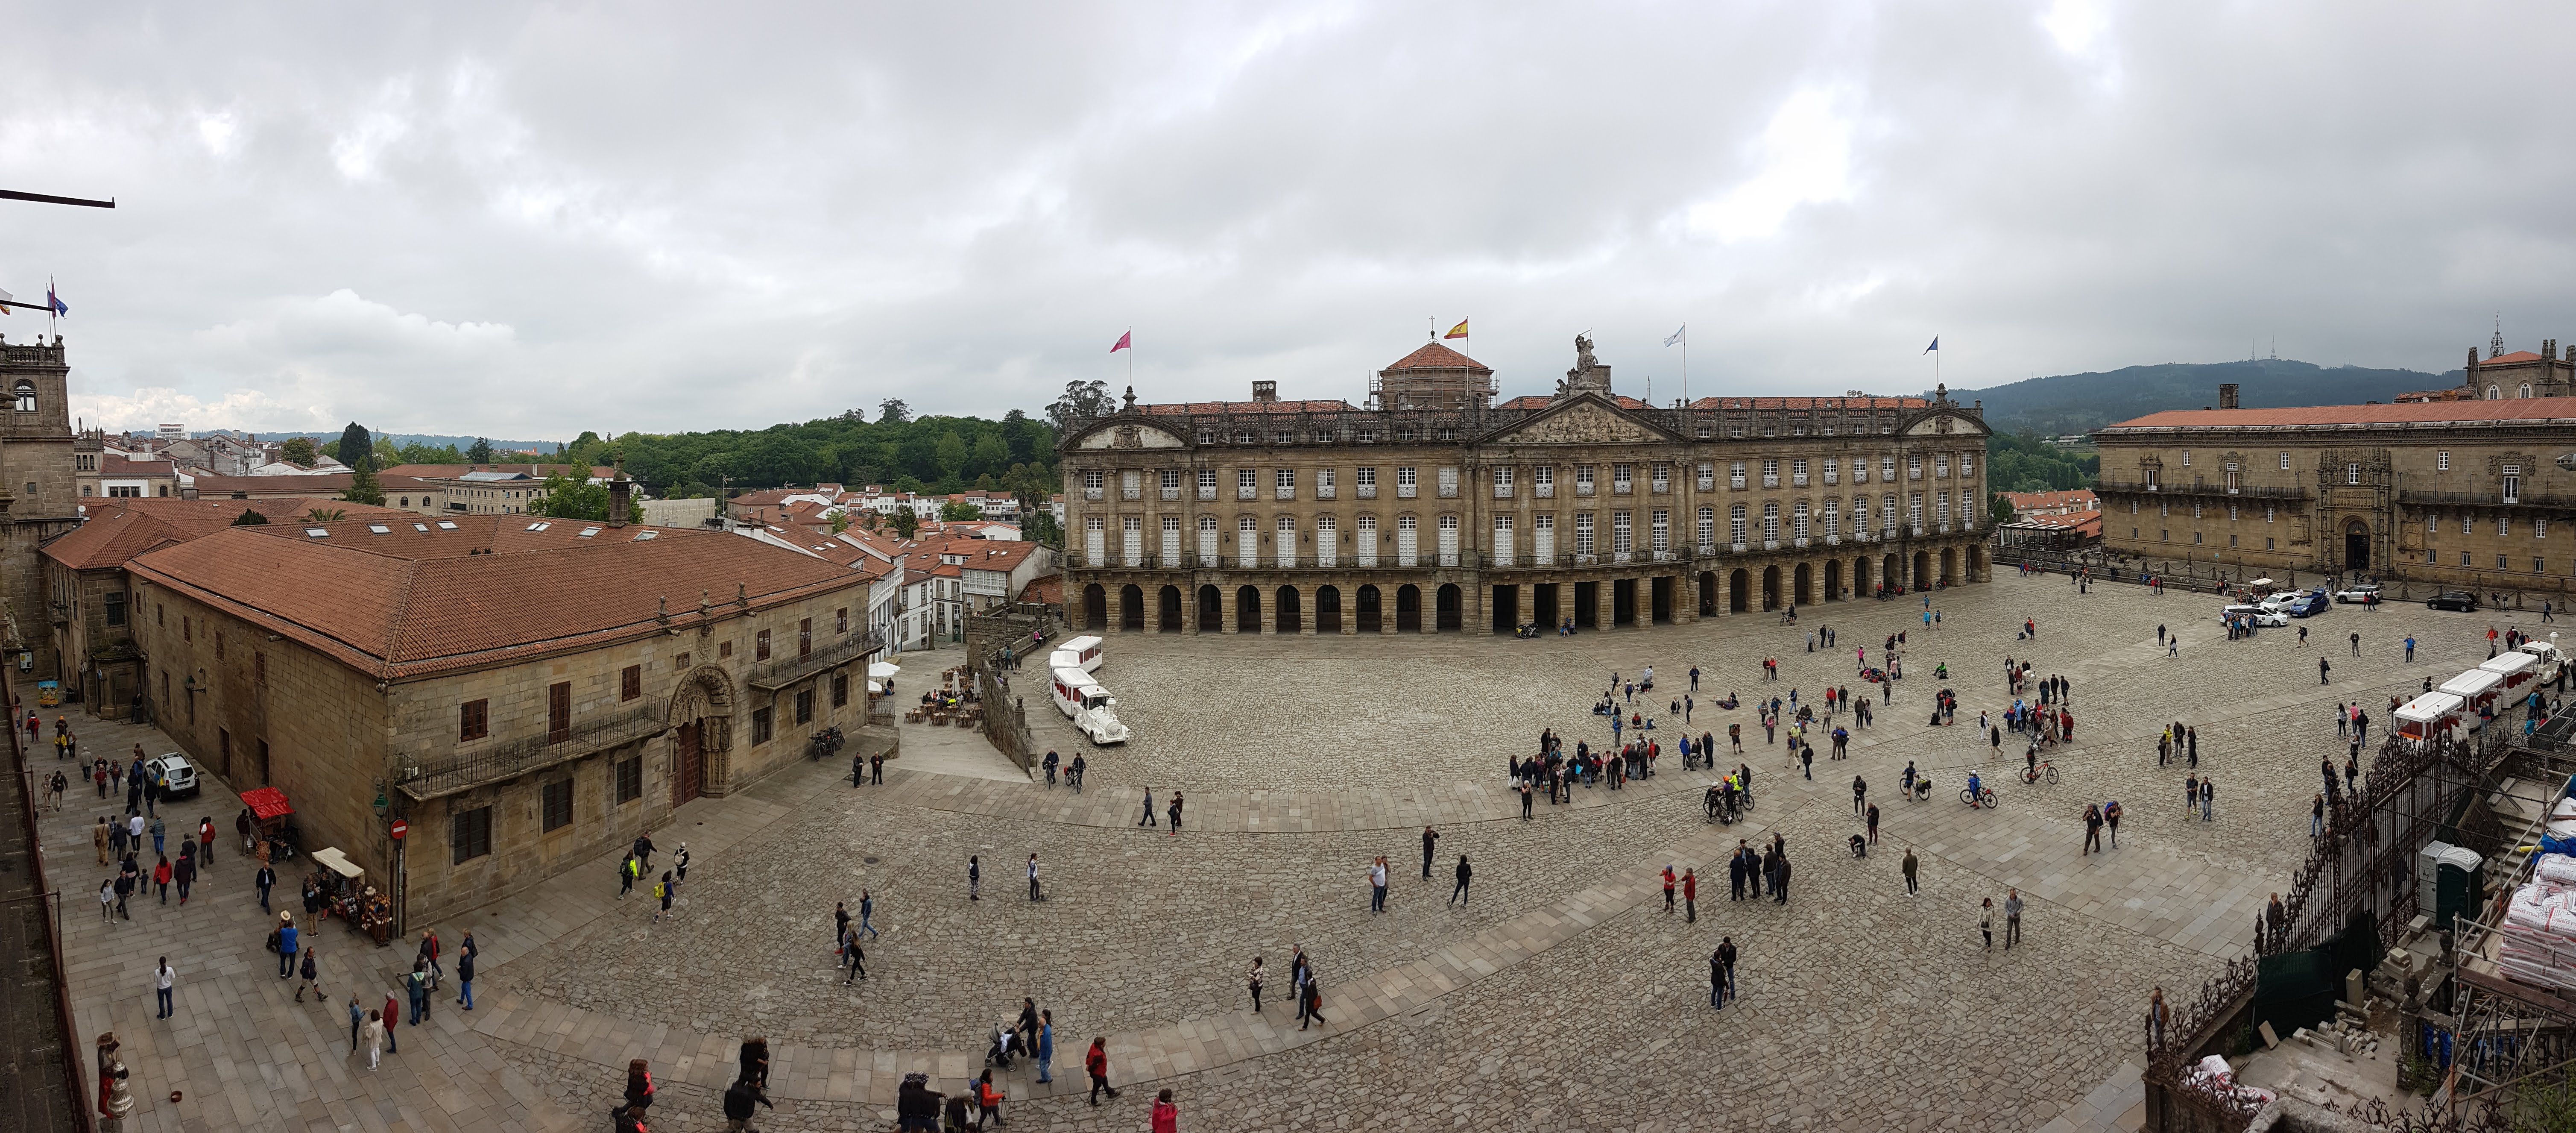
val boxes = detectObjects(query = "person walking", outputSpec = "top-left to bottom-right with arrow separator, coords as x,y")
2005,888 -> 2025,948
2201,777 -> 2216,822
153,957 -> 176,1020
1903,847 -> 1920,896
2082,804 -> 2104,854
1450,854 -> 1472,906
673,842 -> 690,891
968,856 -> 981,901
174,850 -> 196,904
1682,868 -> 1698,923
348,995 -> 366,1053
654,871 -> 676,923
1139,787 -> 1158,827
363,1009 -> 386,1070
153,855 -> 171,904
2404,636 -> 2416,662
1085,1037 -> 1119,1105
1168,791 -> 1184,836
1247,956 -> 1264,1013
1421,825 -> 1439,879
456,935 -> 476,1011
2149,987 -> 2170,1048
722,1076 -> 774,1132
408,960 -> 432,1024
2319,656 -> 2332,684
1853,775 -> 1867,815
382,989 -> 400,1054
1715,936 -> 1737,1007
98,879 -> 114,922
94,817 -> 107,865
1151,1089 -> 1179,1133
858,890 -> 879,940
2106,799 -> 2123,847
1728,844 -> 1748,901
1369,856 -> 1388,914
419,929 -> 444,989
1662,865 -> 1677,914
840,924 -> 866,982
1981,897 -> 1996,949
277,913 -> 299,979
1866,801 -> 1881,845
1027,853 -> 1042,902
1709,944 -> 1725,1009
618,854 -> 638,899
1033,1008 -> 1056,1084
298,944 -> 323,1003
2313,793 -> 2327,839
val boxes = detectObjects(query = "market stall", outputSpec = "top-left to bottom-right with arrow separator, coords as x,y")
308,847 -> 389,945
238,787 -> 299,861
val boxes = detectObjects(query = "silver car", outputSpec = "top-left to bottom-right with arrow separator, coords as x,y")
2221,604 -> 2289,627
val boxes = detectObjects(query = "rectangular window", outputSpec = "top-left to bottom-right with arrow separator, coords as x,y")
2504,464 -> 2522,504
1612,511 -> 1633,556
1907,455 -> 1923,480
1397,466 -> 1419,498
1822,458 -> 1839,486
2437,451 -> 2450,471
1238,468 -> 1258,499
836,607 -> 849,634
1317,468 -> 1336,499
1493,466 -> 1514,494
1762,459 -> 1779,488
1534,466 -> 1554,495
1791,459 -> 1809,487
548,681 -> 572,743
1199,469 -> 1218,499
1698,506 -> 1715,547
1696,462 -> 1715,490
460,699 -> 489,741
1276,468 -> 1296,499
795,689 -> 814,725
103,592 -> 125,626
1612,464 -> 1633,493
542,779 -> 574,832
451,807 -> 493,865
1729,462 -> 1747,490
1120,470 -> 1140,499
1574,513 -> 1595,556
2279,452 -> 2290,470
1934,455 -> 1949,478
1437,466 -> 1458,497
832,672 -> 849,707
1730,504 -> 1748,546
616,757 -> 643,804
752,706 -> 774,744
752,630 -> 770,661
799,617 -> 813,658
1575,466 -> 1595,495
1853,459 -> 1870,485
622,664 -> 642,701
2346,463 -> 2361,485
1651,464 -> 1669,492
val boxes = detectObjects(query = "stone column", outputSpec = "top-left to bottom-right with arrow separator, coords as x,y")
1589,575 -> 1608,631
1218,585 -> 1237,634
1339,578 -> 1358,634
1183,583 -> 1200,635
1300,584 -> 1317,635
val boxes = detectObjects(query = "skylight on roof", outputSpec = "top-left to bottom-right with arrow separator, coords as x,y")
413,523 -> 428,531
367,525 -> 391,534
633,530 -> 658,540
304,528 -> 329,537
579,527 -> 600,537
526,522 -> 547,531
436,522 -> 457,530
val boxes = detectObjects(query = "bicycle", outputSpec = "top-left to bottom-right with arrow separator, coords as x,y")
2022,761 -> 2059,786
1960,785 -> 1998,809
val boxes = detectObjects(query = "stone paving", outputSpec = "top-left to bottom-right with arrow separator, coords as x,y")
28,572 -> 2551,1130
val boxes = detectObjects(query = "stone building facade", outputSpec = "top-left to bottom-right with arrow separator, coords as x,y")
125,514 -> 881,928
2093,389 -> 2576,593
0,335 -> 82,681
1057,338 -> 1993,637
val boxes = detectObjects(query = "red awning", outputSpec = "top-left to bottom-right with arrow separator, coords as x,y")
240,787 -> 293,822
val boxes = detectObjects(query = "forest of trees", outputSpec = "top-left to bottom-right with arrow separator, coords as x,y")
1985,431 -> 2098,493
554,407 -> 1061,505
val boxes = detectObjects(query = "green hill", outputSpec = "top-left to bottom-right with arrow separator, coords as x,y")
1958,358 -> 2456,438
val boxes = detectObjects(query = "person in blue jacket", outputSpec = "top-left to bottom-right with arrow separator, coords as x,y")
276,912 -> 299,978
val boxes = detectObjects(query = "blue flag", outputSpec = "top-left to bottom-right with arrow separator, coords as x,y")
1922,337 -> 1938,354
46,279 -> 66,317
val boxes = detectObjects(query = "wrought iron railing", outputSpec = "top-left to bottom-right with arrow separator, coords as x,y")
401,705 -> 669,799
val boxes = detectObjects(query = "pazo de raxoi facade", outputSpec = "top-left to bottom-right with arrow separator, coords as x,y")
1056,335 -> 1994,637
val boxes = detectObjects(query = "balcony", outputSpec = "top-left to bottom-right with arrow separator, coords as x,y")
749,631 -> 888,693
1613,482 -> 1633,495
1317,486 -> 1335,500
1274,487 -> 1295,500
1762,478 -> 1780,489
1535,483 -> 1554,498
1198,486 -> 1216,500
1651,482 -> 1670,494
1494,485 -> 1514,499
1162,487 -> 1180,501
1654,549 -> 1677,562
1237,487 -> 1256,500
2401,488 -> 2576,510
1794,537 -> 1810,549
1730,542 -> 1747,553
1938,524 -> 1952,534
1122,487 -> 1140,500
1763,540 -> 1780,551
1357,484 -> 1377,499
400,705 -> 670,801
1398,484 -> 1419,499
1912,525 -> 1927,537
1083,487 -> 1103,500
1697,479 -> 1714,491
1575,482 -> 1595,496
1613,551 -> 1633,564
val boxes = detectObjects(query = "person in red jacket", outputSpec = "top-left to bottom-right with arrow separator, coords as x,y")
1085,1037 -> 1119,1106
1682,868 -> 1699,923
975,1069 -> 1006,1126
1152,1089 -> 1179,1133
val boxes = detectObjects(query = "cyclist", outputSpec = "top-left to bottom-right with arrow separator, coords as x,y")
1900,762 -> 1917,797
1965,771 -> 1984,808
2026,746 -> 2039,781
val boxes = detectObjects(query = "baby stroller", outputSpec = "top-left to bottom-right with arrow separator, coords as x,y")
985,1022 -> 1021,1069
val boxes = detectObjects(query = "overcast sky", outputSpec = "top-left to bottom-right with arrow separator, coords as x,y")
3,2 -> 2570,440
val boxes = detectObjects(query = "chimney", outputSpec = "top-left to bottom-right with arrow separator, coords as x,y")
1252,380 -> 1278,403
2217,383 -> 2239,410
608,475 -> 632,528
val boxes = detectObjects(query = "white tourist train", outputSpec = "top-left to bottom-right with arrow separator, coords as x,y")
1049,634 -> 1104,675
2392,641 -> 2565,744
1050,665 -> 1131,745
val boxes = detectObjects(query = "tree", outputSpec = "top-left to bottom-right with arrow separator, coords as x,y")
278,437 -> 318,469
1022,509 -> 1062,549
888,509 -> 922,539
527,475 -> 644,523
1045,380 -> 1112,433
468,437 -> 493,464
878,398 -> 911,425
229,509 -> 271,525
342,461 -> 386,506
337,423 -> 374,471
1989,493 -> 2019,527
831,510 -> 852,533
305,507 -> 347,522
940,499 -> 984,522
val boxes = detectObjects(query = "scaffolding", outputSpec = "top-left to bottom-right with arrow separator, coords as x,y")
2439,713 -> 2576,1108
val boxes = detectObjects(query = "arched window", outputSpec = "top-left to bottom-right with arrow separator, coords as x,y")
2521,384 -> 2534,399
11,381 -> 32,413
2487,385 -> 2501,399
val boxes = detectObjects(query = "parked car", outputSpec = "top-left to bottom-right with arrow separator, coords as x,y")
2286,590 -> 2331,617
2221,604 -> 2290,627
2333,584 -> 2382,604
143,754 -> 199,799
2425,591 -> 2481,612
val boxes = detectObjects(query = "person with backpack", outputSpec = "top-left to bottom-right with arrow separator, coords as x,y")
407,960 -> 431,1024
418,929 -> 442,989
653,872 -> 676,923
619,854 -> 640,899
721,1075 -> 773,1132
276,913 -> 299,978
297,944 -> 322,1004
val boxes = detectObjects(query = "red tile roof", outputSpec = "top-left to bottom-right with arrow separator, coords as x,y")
1382,341 -> 1490,372
1684,396 -> 1932,410
45,498 -> 414,571
100,456 -> 176,476
129,517 -> 872,681
378,464 -> 611,480
2478,351 -> 2545,366
190,473 -> 445,496
1496,395 -> 1657,410
2000,489 -> 2099,512
1020,574 -> 1063,605
2100,399 -> 2576,431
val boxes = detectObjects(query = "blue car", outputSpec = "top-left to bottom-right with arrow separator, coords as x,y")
2287,589 -> 2330,617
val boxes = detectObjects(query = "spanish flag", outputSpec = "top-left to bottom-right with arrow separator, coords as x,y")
1443,318 -> 1469,340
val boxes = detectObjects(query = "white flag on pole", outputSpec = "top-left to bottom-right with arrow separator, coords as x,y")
1663,325 -> 1685,347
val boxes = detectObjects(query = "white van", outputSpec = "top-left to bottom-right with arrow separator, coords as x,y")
1049,665 -> 1130,744
1055,635 -> 1104,674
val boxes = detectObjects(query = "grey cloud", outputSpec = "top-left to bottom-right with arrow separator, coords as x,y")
1,1 -> 2570,438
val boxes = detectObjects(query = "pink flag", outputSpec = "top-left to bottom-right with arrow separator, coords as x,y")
1110,331 -> 1131,353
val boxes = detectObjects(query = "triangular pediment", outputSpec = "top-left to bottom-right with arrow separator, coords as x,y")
1900,408 -> 1989,439
1484,395 -> 1678,445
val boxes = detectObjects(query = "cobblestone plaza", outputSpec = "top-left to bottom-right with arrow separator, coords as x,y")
43,571 -> 2541,1131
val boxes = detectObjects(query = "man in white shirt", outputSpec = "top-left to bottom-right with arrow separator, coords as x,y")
154,957 -> 176,1019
